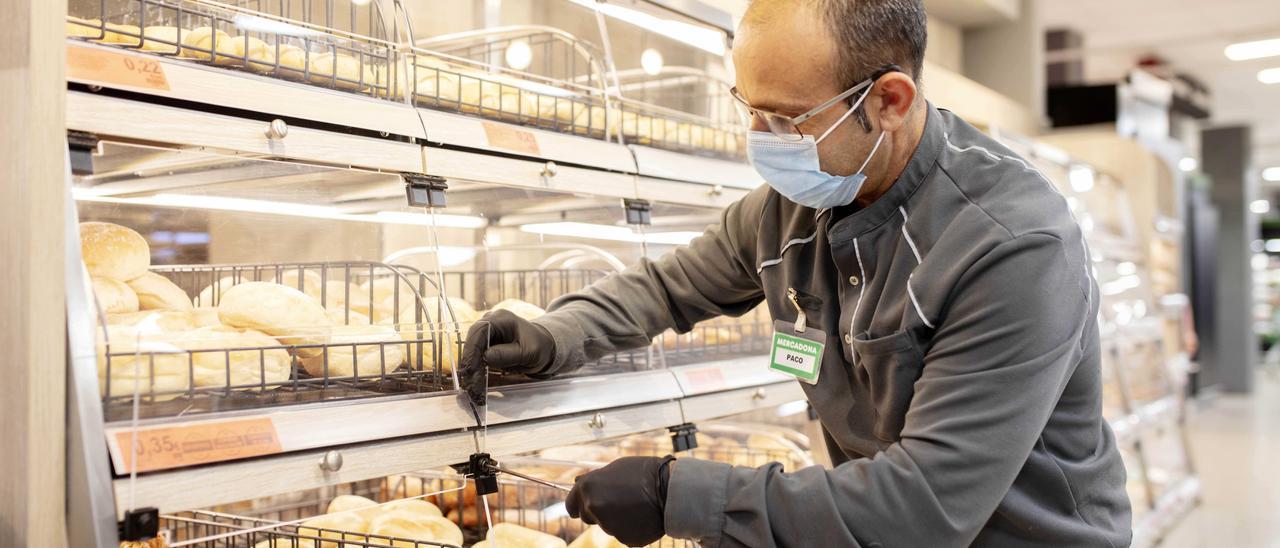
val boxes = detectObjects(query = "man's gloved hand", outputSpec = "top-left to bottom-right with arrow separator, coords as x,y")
565,455 -> 676,547
460,309 -> 556,406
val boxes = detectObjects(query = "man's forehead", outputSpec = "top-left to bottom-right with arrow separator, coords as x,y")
732,1 -> 842,112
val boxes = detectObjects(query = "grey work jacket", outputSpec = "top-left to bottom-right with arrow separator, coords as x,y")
533,104 -> 1132,547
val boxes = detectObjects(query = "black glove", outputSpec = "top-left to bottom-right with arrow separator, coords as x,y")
460,309 -> 556,406
565,455 -> 675,547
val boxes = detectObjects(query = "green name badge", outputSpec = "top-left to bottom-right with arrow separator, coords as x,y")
770,319 -> 825,384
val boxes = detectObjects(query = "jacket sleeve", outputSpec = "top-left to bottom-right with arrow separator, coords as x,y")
664,233 -> 1094,547
530,188 -> 770,375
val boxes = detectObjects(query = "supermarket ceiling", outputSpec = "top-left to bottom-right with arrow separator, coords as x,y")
1039,0 -> 1280,180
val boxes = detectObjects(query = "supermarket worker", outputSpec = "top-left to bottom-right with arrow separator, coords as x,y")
461,0 -> 1132,546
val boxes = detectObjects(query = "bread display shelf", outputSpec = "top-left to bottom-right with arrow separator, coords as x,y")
165,509 -> 458,548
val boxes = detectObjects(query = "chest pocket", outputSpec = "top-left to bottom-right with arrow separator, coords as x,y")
851,330 -> 925,442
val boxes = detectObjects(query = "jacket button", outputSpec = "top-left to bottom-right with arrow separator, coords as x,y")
844,333 -> 853,344
848,275 -> 860,286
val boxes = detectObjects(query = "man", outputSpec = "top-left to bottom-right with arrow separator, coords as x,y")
460,0 -> 1132,546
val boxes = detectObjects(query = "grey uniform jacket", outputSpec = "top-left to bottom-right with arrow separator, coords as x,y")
533,104 -> 1132,547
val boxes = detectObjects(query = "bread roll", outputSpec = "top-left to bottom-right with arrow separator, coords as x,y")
229,35 -> 273,71
179,325 -> 291,389
498,509 -> 580,539
217,282 -> 331,357
361,276 -> 420,319
486,523 -> 568,548
308,52 -> 376,90
126,272 -> 193,311
315,281 -> 373,317
93,276 -> 139,314
192,307 -> 221,327
368,512 -> 463,548
272,270 -> 324,296
326,307 -> 371,326
101,22 -> 142,46
300,324 -> 404,378
277,44 -> 308,73
139,26 -> 183,54
569,525 -> 627,548
445,507 -> 481,528
80,222 -> 150,281
297,512 -> 369,548
108,310 -> 198,332
327,494 -> 382,522
66,16 -> 103,39
195,276 -> 236,307
382,296 -> 480,372
96,325 -> 190,399
182,26 -> 237,62
488,299 -> 546,321
381,498 -> 443,518
254,539 -> 315,548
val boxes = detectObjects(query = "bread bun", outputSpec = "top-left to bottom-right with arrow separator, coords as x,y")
93,276 -> 140,314
254,539 -> 315,548
179,325 -> 291,389
96,325 -> 190,399
326,307 -> 371,326
381,498 -> 443,518
195,276 -> 237,307
569,525 -> 628,548
486,522 -> 568,548
80,222 -> 150,281
300,324 -> 404,378
444,507 -> 481,529
314,281 -> 373,317
361,276 -> 420,313
66,16 -> 103,39
381,296 -> 478,372
217,282 -> 331,357
272,270 -> 325,295
126,272 -> 193,311
182,26 -> 237,62
107,310 -> 198,332
139,26 -> 182,54
498,509 -> 581,539
100,22 -> 142,46
308,53 -> 376,90
487,299 -> 546,321
192,307 -> 221,327
368,512 -> 463,548
298,512 -> 369,548
277,44 -> 308,74
228,35 -> 273,71
327,494 -> 382,522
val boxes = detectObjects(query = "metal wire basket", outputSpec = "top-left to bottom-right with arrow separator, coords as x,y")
163,508 -> 460,547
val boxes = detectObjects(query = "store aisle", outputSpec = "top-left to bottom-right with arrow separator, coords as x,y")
1160,373 -> 1280,547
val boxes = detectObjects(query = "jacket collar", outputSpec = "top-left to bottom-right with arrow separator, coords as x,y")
827,102 -> 943,242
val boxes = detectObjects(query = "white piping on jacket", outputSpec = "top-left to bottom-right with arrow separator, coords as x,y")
757,209 -> 832,274
850,237 -> 867,334
898,206 -> 923,263
899,206 -> 935,329
907,274 -> 936,329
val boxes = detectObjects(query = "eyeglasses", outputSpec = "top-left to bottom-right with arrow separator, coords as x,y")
729,65 -> 902,141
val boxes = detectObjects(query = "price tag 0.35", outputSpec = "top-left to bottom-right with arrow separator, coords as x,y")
769,319 -> 826,384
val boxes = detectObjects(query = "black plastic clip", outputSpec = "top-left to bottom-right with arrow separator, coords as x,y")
622,198 -> 652,226
451,452 -> 499,496
807,403 -> 819,421
117,507 -> 160,542
668,422 -> 699,453
403,173 -> 450,208
67,130 -> 100,176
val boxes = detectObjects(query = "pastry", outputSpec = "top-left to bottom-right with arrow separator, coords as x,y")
92,276 -> 139,314
80,222 -> 150,281
300,324 -> 405,378
127,272 -> 194,311
485,523 -> 567,548
216,282 -> 331,358
368,512 -> 464,548
179,325 -> 291,389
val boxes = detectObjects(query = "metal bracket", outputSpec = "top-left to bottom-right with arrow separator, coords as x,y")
668,422 -> 699,453
622,198 -> 652,226
450,452 -> 499,496
67,130 -> 100,176
403,173 -> 450,208
117,507 -> 160,542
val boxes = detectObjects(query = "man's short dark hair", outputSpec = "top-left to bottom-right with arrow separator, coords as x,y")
810,0 -> 928,87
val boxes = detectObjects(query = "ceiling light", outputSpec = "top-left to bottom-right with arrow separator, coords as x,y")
1178,157 -> 1197,172
1226,38 -> 1280,61
1069,165 -> 1095,193
1266,239 -> 1280,253
1264,167 -> 1280,182
520,222 -> 701,245
641,48 -> 664,76
1252,199 -> 1271,214
1260,67 -> 1280,84
567,0 -> 726,56
505,40 -> 532,71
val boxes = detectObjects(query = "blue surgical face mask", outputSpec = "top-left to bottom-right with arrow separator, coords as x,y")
747,83 -> 887,210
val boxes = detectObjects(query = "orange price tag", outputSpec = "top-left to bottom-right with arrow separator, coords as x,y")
67,45 -> 170,91
114,418 -> 282,473
684,367 -> 727,392
482,121 -> 541,156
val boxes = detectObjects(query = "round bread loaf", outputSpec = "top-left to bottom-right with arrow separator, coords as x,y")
179,325 -> 291,389
569,525 -> 628,548
127,271 -> 194,311
81,222 -> 150,281
217,282 -> 331,357
96,325 -> 190,399
93,276 -> 140,314
369,512 -> 463,548
107,310 -> 197,332
327,494 -> 382,522
300,324 -> 404,378
486,522 -> 568,548
488,298 -> 546,321
297,512 -> 369,548
381,498 -> 443,518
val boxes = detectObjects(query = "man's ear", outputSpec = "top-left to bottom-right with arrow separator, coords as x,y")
867,72 -> 917,132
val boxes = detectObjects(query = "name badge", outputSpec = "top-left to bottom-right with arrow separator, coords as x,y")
770,319 -> 825,384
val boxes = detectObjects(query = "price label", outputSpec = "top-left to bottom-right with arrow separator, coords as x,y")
112,418 -> 282,473
67,45 -> 170,91
482,121 -> 541,156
